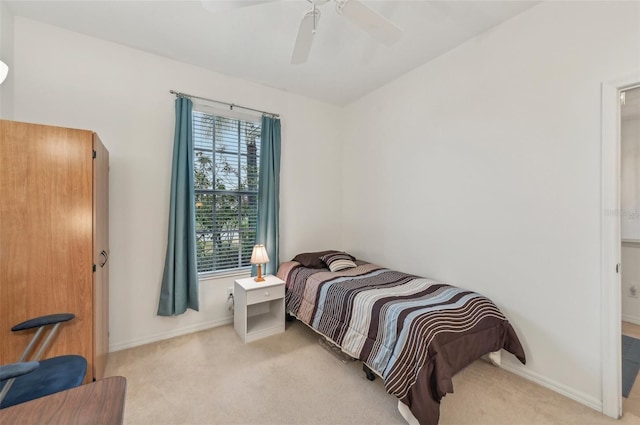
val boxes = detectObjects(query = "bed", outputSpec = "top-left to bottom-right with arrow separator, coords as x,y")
277,252 -> 526,425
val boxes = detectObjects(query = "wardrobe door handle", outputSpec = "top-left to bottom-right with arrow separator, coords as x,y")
99,250 -> 109,267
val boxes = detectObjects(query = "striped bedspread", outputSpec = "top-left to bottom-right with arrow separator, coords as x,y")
278,261 -> 526,425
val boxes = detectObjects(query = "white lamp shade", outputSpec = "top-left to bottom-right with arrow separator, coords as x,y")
250,244 -> 269,265
0,61 -> 8,85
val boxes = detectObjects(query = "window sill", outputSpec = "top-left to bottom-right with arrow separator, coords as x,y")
198,268 -> 251,283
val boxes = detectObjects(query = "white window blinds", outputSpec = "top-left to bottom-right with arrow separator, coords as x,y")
193,110 -> 261,274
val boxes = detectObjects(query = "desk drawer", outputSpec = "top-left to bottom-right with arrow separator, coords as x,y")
246,284 -> 285,305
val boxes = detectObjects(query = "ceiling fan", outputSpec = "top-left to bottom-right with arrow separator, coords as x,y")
201,0 -> 402,64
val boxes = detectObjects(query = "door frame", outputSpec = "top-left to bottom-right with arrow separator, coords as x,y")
601,75 -> 640,418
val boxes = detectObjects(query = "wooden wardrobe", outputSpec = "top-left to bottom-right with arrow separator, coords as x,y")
0,119 -> 109,383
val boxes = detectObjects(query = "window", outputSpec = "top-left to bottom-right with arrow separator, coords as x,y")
193,110 -> 261,274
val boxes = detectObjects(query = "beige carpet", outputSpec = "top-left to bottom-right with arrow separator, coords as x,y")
105,322 -> 639,425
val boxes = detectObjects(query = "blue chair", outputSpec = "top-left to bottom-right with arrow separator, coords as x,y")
0,313 -> 87,409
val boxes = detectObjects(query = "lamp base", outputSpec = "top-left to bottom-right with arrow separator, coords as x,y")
254,264 -> 265,282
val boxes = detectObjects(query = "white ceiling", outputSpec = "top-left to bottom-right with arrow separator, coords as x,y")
4,0 -> 539,105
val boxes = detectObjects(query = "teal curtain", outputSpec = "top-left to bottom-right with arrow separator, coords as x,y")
253,116 -> 281,276
158,97 -> 199,316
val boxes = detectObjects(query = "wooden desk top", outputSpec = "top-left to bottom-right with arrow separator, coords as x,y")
0,376 -> 127,425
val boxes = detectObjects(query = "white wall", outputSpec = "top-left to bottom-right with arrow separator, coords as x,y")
8,18 -> 343,351
622,111 -> 640,240
622,243 -> 640,324
342,0 -> 639,411
0,1 -> 14,118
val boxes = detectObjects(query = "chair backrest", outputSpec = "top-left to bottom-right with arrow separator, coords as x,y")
11,313 -> 75,362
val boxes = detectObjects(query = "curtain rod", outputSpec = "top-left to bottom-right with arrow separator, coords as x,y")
169,90 -> 279,118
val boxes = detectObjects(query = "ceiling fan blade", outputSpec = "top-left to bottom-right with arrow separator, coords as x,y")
201,0 -> 278,13
336,0 -> 402,46
290,10 -> 321,65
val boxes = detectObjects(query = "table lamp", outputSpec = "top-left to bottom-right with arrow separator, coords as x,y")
250,244 -> 269,282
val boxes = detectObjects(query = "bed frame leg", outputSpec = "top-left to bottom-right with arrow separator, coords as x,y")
285,313 -> 294,322
363,364 -> 376,381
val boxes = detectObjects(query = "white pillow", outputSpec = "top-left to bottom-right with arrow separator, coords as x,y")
320,252 -> 357,272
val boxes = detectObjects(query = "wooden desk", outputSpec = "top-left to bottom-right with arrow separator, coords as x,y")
0,376 -> 126,425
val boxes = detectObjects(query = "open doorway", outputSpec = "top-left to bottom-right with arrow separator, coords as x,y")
601,76 -> 639,419
620,86 -> 640,417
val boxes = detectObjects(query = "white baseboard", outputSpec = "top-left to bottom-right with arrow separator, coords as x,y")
108,316 -> 233,352
500,362 -> 602,413
622,314 -> 640,326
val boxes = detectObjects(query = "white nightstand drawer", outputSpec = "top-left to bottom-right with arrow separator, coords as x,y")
246,284 -> 285,305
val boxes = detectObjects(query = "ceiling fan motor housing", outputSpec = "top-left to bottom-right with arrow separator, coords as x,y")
308,0 -> 332,6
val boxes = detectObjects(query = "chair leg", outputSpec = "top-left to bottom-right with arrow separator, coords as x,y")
0,378 -> 16,406
17,327 -> 45,362
33,323 -> 61,361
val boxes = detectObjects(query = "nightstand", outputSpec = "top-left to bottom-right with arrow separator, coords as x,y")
234,275 -> 285,343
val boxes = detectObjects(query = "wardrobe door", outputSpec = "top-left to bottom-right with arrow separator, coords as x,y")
93,133 -> 109,380
0,120 -> 94,382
